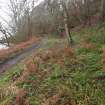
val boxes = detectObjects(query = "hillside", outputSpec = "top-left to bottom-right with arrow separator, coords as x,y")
0,25 -> 105,105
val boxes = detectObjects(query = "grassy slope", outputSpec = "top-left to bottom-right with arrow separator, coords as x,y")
0,26 -> 105,105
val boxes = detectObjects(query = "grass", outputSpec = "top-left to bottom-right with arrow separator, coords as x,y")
0,63 -> 24,105
0,25 -> 105,104
0,64 -> 23,87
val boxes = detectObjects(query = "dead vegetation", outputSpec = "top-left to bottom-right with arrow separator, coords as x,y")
0,27 -> 105,104
10,46 -> 78,105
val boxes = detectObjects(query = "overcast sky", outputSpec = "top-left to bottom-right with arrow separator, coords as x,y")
0,0 -> 10,23
0,0 -> 44,38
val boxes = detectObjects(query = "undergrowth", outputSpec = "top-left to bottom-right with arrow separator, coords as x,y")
0,26 -> 105,105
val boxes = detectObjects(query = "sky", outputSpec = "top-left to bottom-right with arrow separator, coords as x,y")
0,0 -> 10,24
0,0 -> 9,38
0,0 -> 44,38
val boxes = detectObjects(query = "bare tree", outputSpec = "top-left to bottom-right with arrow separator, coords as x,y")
45,0 -> 73,46
0,0 -> 102,44
8,0 -> 27,35
0,23 -> 10,46
60,0 -> 73,45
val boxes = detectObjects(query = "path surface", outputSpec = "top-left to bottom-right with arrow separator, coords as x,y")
0,42 -> 41,74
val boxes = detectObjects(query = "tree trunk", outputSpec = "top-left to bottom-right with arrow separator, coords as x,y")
100,0 -> 105,21
84,0 -> 91,25
64,16 -> 73,46
4,33 -> 10,46
62,2 -> 73,46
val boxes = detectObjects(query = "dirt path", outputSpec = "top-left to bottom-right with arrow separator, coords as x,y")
0,42 -> 41,74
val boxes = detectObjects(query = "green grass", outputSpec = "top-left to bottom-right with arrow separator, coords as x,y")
15,48 -> 105,105
1,25 -> 105,104
0,64 -> 24,105
0,64 -> 23,87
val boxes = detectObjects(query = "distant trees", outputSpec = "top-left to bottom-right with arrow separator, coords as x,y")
45,0 -> 74,45
8,0 -> 45,40
9,0 -> 29,38
0,0 -> 105,43
83,0 -> 91,25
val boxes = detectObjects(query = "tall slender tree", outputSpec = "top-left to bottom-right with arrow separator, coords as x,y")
60,0 -> 73,45
100,0 -> 105,21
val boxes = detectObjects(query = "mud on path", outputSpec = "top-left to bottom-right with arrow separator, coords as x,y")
0,43 -> 41,74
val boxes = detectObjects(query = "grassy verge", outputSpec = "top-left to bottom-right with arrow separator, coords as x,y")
0,26 -> 105,104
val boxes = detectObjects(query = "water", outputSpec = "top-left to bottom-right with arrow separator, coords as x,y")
0,43 -> 40,74
0,44 -> 9,50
